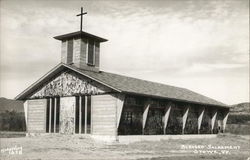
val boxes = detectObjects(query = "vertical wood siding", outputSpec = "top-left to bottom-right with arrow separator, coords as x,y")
91,94 -> 117,136
27,99 -> 47,133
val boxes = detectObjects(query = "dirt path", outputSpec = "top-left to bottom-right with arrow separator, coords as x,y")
1,134 -> 249,160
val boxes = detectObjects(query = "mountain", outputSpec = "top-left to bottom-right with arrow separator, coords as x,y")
0,97 -> 24,113
230,102 -> 250,114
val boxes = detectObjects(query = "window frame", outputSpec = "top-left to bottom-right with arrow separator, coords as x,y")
86,39 -> 95,66
67,39 -> 74,64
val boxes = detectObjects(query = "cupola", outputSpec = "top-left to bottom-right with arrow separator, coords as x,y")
53,7 -> 107,72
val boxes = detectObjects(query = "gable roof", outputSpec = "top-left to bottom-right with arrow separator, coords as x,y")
15,63 -> 228,108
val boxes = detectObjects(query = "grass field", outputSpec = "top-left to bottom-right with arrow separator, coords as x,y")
0,133 -> 249,160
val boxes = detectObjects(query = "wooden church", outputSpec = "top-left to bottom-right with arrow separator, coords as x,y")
15,8 -> 230,141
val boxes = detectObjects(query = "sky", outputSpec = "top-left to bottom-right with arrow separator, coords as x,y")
0,0 -> 249,105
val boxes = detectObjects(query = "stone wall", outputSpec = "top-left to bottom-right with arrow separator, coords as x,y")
60,97 -> 75,134
30,71 -> 111,99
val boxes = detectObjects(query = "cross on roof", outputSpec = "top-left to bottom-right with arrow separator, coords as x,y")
76,7 -> 87,32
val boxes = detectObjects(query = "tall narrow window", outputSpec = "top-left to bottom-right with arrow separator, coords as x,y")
51,99 -> 55,133
75,96 -> 86,134
46,98 -> 60,133
75,96 -> 91,134
87,96 -> 91,134
75,97 -> 80,133
87,40 -> 95,65
55,98 -> 60,133
67,39 -> 73,64
81,96 -> 85,133
46,99 -> 50,133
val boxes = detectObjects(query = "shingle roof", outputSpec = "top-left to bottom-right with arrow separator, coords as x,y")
69,65 -> 228,107
15,63 -> 228,107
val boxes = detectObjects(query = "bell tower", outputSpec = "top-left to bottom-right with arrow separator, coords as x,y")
53,7 -> 107,72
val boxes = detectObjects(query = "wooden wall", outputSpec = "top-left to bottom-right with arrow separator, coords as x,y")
27,99 -> 47,133
91,94 -> 117,136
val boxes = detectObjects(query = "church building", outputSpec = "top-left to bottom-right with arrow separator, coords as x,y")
15,8 -> 230,141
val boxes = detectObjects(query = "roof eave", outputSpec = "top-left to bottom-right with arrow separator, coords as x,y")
15,63 -> 121,101
15,63 -> 65,100
122,91 -> 229,108
53,31 -> 108,42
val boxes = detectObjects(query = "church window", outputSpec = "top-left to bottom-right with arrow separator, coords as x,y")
87,40 -> 95,65
75,96 -> 91,134
46,98 -> 60,133
124,111 -> 133,125
67,39 -> 73,64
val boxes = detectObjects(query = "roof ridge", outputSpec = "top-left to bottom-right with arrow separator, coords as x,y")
102,71 -> 227,105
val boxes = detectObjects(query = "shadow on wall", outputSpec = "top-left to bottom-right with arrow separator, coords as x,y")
0,110 -> 26,131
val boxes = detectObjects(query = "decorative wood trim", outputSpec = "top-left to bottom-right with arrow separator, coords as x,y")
163,103 -> 172,134
142,100 -> 151,134
116,94 -> 125,129
222,110 -> 229,132
79,96 -> 82,134
211,110 -> 217,133
182,107 -> 189,134
198,107 -> 205,134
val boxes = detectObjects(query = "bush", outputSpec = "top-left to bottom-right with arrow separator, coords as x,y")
0,110 -> 26,131
227,114 -> 250,124
226,124 -> 250,135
